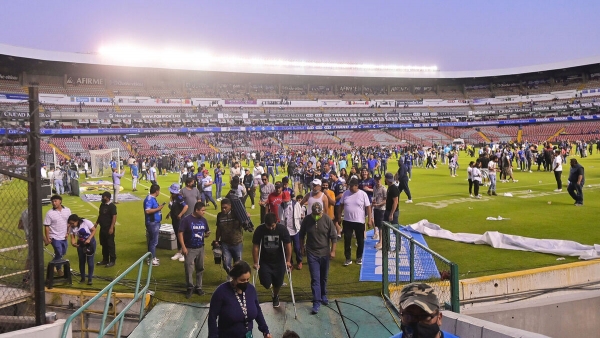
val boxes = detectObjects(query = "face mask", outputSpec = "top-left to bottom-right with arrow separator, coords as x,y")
400,322 -> 440,338
236,282 -> 249,292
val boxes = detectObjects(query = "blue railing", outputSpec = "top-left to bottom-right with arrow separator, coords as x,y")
60,253 -> 153,338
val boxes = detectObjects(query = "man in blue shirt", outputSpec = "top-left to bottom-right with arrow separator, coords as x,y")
178,202 -> 210,298
130,160 -> 139,192
367,154 -> 378,177
214,163 -> 224,201
111,168 -> 124,204
390,283 -> 459,338
143,184 -> 165,266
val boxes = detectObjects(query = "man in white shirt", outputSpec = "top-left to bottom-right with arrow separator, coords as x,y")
201,170 -> 218,210
41,164 -> 48,179
553,150 -> 563,192
148,163 -> 157,185
44,195 -> 72,276
340,178 -> 373,266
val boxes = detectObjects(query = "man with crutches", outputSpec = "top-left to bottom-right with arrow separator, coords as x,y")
299,202 -> 337,314
252,213 -> 292,308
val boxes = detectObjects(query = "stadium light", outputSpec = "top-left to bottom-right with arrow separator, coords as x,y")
98,44 -> 438,72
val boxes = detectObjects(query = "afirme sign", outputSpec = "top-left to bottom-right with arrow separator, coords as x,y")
67,76 -> 104,86
0,74 -> 18,81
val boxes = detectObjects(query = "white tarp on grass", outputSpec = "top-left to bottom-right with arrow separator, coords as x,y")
406,219 -> 600,260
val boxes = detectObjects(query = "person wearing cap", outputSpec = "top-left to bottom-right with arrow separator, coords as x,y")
279,191 -> 302,270
299,201 -> 337,314
300,178 -> 329,218
252,213 -> 292,308
43,194 -> 72,277
266,182 -> 285,222
68,214 -> 97,285
259,173 -> 275,224
167,183 -> 189,262
390,282 -> 458,338
372,174 -> 387,244
95,191 -> 118,267
340,178 -> 372,266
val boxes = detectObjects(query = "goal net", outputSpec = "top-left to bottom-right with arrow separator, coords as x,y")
89,148 -> 119,178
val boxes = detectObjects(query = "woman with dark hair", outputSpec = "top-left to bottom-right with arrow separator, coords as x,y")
208,260 -> 271,338
67,214 -> 97,285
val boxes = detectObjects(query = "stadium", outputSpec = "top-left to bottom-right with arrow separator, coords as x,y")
1,12 -> 600,338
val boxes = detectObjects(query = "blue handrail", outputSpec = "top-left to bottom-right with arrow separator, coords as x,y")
60,252 -> 153,338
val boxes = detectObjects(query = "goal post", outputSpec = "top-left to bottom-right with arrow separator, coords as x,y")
89,148 -> 119,178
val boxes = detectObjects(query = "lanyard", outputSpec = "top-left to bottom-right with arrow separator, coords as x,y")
234,289 -> 249,331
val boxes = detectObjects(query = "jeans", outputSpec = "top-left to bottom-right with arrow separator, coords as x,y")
145,221 -> 161,258
184,246 -> 205,290
307,253 -> 330,304
77,239 -> 96,280
50,239 -> 68,271
343,220 -> 365,260
215,180 -> 222,199
567,182 -> 583,204
203,191 -> 217,207
290,233 -> 303,264
554,171 -> 562,190
383,210 -> 399,225
489,173 -> 497,192
54,179 -> 64,195
220,242 -> 243,273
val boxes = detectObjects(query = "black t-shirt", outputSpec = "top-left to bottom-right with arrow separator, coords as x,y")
98,203 -> 117,228
386,184 -> 400,211
252,223 -> 291,265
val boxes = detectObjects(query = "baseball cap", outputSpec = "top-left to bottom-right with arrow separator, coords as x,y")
312,179 -> 322,186
399,283 -> 440,315
385,173 -> 395,181
312,202 -> 323,214
374,174 -> 382,180
100,191 -> 112,199
168,183 -> 181,194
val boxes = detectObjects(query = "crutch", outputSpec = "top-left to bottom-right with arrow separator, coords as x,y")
282,242 -> 298,319
253,240 -> 262,285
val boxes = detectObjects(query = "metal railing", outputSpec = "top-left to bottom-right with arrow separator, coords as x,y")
381,221 -> 460,313
60,252 -> 153,338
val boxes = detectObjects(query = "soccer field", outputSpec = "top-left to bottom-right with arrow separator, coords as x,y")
38,151 -> 600,303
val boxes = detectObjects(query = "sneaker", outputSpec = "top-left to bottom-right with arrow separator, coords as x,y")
311,302 -> 320,314
469,194 -> 474,198
272,295 -> 280,308
372,233 -> 379,240
195,288 -> 205,296
87,280 -> 93,285
554,189 -> 562,192
487,191 -> 492,196
185,289 -> 193,299
357,258 -> 363,265
151,258 -> 160,266
475,195 -> 482,199
513,180 -> 518,183
96,260 -> 109,266
492,192 -> 498,196
251,205 -> 255,209
79,277 -> 86,284
405,200 -> 413,203
105,262 -> 115,268
171,253 -> 183,261
321,296 -> 329,306
575,203 -> 583,207
178,256 -> 185,262
344,260 -> 353,266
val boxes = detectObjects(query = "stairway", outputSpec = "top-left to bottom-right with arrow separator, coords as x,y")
546,127 -> 565,142
477,130 -> 491,143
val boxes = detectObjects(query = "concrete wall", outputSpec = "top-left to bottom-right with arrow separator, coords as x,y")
0,319 -> 71,338
442,312 -> 550,338
464,289 -> 600,337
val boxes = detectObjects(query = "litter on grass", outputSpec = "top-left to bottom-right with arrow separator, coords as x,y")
486,216 -> 510,221
503,193 -> 513,197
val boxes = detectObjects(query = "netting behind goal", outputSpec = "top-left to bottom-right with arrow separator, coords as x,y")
89,148 -> 119,178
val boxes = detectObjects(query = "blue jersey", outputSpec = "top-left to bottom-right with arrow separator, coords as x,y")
130,165 -> 139,177
143,195 -> 161,223
214,168 -> 223,183
179,214 -> 210,249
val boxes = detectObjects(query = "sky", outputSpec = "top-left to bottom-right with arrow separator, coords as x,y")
0,0 -> 599,71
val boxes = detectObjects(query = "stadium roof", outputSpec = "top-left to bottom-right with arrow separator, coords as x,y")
1,43 -> 600,80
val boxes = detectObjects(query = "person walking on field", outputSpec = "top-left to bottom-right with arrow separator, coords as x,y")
95,192 -> 117,267
567,158 -> 585,206
178,202 -> 211,298
340,178 -> 373,266
167,183 -> 189,263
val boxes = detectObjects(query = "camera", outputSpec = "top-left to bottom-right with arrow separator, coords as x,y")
242,221 -> 255,233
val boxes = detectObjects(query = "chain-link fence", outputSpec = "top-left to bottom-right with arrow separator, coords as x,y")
381,221 -> 459,313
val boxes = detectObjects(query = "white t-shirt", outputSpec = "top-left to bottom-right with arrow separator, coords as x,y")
488,161 -> 497,175
553,156 -> 563,172
341,190 -> 371,223
467,166 -> 473,180
202,175 -> 213,192
472,167 -> 482,183
149,167 -> 157,181
44,206 -> 72,240
70,219 -> 95,240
